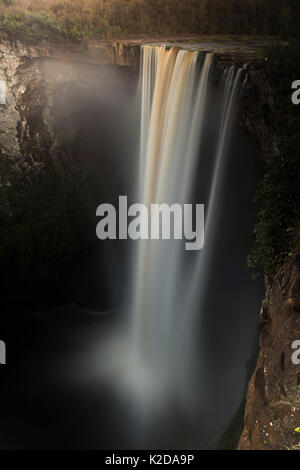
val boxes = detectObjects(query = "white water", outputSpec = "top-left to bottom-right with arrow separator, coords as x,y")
91,46 -> 253,447
128,46 -> 247,411
71,44 -> 263,449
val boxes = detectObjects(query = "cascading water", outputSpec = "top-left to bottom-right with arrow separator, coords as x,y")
93,45 -> 262,449
128,46 -> 247,412
0,44 -> 264,451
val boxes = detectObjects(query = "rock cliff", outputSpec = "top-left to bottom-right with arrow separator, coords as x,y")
238,253 -> 300,450
0,39 -> 139,310
237,48 -> 300,450
0,39 -> 139,165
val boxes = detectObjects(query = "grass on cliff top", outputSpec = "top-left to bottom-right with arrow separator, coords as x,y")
0,0 -> 296,44
0,2 -> 113,43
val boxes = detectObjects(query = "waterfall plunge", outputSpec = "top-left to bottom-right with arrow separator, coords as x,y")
92,46 -> 255,448
126,46 -> 246,411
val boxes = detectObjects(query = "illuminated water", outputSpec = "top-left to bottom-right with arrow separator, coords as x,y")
128,47 -> 247,414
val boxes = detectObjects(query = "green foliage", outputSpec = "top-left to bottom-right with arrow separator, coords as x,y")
247,154 -> 300,278
0,0 -> 299,42
0,10 -> 61,42
0,4 -> 110,43
247,41 -> 300,278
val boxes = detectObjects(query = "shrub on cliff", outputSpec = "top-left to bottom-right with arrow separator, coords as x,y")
247,153 -> 300,278
0,0 -> 299,41
0,10 -> 62,42
248,42 -> 300,279
0,6 -> 111,43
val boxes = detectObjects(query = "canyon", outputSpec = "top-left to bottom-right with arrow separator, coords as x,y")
0,37 -> 299,450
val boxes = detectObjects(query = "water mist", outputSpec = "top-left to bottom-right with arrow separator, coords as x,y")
120,46 -> 248,427
91,45 -> 262,449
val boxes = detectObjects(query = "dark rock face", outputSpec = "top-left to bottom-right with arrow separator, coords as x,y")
0,42 -> 139,312
240,61 -> 279,162
238,253 -> 300,450
0,41 -> 138,165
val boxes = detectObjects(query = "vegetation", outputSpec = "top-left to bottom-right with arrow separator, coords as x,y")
0,0 -> 299,43
247,41 -> 300,278
0,0 -> 111,42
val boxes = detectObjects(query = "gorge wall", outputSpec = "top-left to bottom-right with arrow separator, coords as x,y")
0,39 -> 258,185
0,39 -> 139,165
238,53 -> 300,450
0,39 -> 299,449
238,253 -> 300,450
0,39 -> 139,312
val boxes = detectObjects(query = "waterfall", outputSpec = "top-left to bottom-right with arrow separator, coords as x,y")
94,45 -> 255,449
88,44 -> 262,449
187,64 -> 248,312
128,46 -> 246,410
